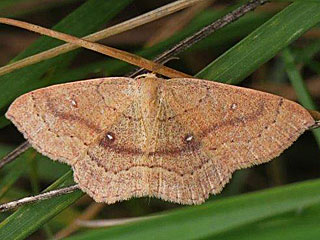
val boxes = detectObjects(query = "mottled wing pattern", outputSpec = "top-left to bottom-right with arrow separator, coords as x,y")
71,77 -> 314,205
73,88 -> 149,203
72,76 -> 217,204
73,93 -> 213,204
161,78 -> 315,202
6,77 -> 136,164
6,76 -> 315,205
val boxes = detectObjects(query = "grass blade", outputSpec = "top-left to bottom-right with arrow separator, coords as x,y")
196,2 -> 320,83
0,0 -> 132,123
282,48 -> 318,110
65,179 -> 320,240
1,1 -> 319,239
0,0 -> 83,17
0,171 -> 83,240
281,47 -> 320,145
207,204 -> 320,240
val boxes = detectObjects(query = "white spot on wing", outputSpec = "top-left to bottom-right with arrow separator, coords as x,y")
231,103 -> 237,110
107,133 -> 114,140
186,135 -> 193,142
71,99 -> 77,107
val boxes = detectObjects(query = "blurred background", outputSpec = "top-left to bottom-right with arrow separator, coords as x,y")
0,0 -> 320,239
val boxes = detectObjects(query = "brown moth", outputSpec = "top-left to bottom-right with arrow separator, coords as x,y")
6,74 -> 314,204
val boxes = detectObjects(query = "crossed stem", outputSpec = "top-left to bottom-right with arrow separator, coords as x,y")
0,0 -> 273,212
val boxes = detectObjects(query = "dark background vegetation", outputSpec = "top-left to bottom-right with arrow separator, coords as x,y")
0,0 -> 320,239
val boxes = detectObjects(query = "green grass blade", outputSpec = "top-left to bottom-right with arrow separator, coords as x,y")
1,1 -> 320,239
0,5 -> 269,129
282,48 -> 317,110
50,10 -> 273,85
0,0 -> 132,238
0,147 -> 69,200
0,0 -> 26,9
196,2 -> 320,83
0,171 -> 83,240
0,152 -> 27,199
65,179 -> 320,240
0,0 -> 132,122
207,204 -> 320,240
281,47 -> 320,145
294,40 -> 320,63
0,145 -> 22,199
0,0 -> 84,17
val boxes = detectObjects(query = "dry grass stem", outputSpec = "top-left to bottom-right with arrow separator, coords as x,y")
130,0 -> 270,76
55,202 -> 105,239
0,17 -> 191,78
0,0 -> 202,77
145,0 -> 213,47
0,185 -> 79,212
77,216 -> 158,228
0,141 -> 30,170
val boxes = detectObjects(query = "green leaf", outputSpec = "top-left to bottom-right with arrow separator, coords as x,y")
0,0 -> 84,17
0,150 -> 27,199
50,9 -> 273,85
281,47 -> 320,145
196,2 -> 320,83
0,171 -> 83,240
0,0 -> 132,123
0,4 -> 270,130
0,1 -> 132,238
0,0 -> 26,9
1,1 -> 320,239
282,48 -> 317,110
65,179 -> 320,240
294,40 -> 320,63
207,204 -> 320,240
0,146 -> 69,200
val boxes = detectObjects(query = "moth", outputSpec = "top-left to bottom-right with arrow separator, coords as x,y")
6,74 -> 314,204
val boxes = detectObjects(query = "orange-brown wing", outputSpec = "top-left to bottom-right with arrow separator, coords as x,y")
6,77 -> 136,165
73,77 -> 315,205
161,77 -> 314,199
